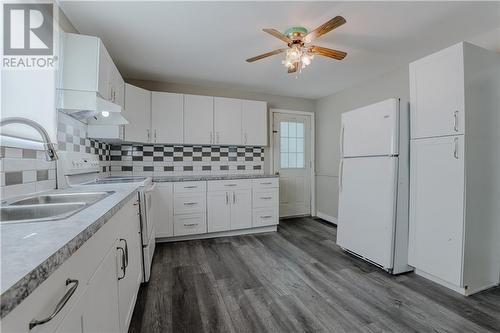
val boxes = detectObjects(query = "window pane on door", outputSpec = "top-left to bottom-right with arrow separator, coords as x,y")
280,121 -> 305,168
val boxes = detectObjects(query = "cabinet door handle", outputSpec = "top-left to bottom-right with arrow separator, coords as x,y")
260,196 -> 272,200
183,223 -> 198,227
260,215 -> 272,219
226,192 -> 229,205
244,133 -> 248,145
183,202 -> 198,206
224,184 -> 237,187
29,279 -> 79,330
233,192 -> 236,204
453,111 -> 459,132
340,125 -> 345,158
117,246 -> 126,280
454,137 -> 459,159
260,182 -> 272,185
154,129 -> 157,143
120,238 -> 129,268
184,185 -> 198,189
147,129 -> 150,142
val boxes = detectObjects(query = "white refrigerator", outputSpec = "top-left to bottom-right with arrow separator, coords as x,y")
337,98 -> 412,274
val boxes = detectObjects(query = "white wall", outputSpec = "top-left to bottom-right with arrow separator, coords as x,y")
314,66 -> 409,221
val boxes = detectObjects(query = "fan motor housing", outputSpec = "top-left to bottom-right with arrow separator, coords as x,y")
284,26 -> 308,40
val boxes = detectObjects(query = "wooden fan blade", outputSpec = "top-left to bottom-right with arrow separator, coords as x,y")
287,61 -> 300,73
309,45 -> 347,60
305,16 -> 346,42
263,28 -> 291,44
246,49 -> 286,62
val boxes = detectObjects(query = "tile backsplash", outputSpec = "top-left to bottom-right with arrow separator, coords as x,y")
0,146 -> 57,200
109,144 -> 264,177
57,112 -> 111,175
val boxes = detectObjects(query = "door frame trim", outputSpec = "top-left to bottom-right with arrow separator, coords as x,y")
269,108 -> 316,217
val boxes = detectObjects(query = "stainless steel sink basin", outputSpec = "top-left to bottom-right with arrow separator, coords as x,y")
9,192 -> 113,206
0,203 -> 87,224
0,191 -> 115,224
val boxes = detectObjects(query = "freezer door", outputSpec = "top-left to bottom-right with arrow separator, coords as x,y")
337,156 -> 398,269
341,98 -> 399,158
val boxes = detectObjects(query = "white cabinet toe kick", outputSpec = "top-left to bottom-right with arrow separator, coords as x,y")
152,178 -> 279,241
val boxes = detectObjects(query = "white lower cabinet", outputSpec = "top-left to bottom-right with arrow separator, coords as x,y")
2,196 -> 142,333
153,183 -> 174,238
154,178 -> 279,240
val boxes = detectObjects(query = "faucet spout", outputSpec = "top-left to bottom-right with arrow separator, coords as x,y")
0,117 -> 59,161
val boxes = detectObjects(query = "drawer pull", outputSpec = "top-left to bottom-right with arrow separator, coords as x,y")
184,185 -> 198,189
260,182 -> 272,185
260,197 -> 272,200
260,215 -> 273,219
184,202 -> 198,206
224,184 -> 237,187
184,223 -> 198,227
29,279 -> 79,330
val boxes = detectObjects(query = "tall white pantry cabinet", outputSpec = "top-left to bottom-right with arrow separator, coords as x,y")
408,42 -> 500,295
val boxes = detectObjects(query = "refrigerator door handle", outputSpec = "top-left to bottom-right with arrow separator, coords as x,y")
340,125 -> 345,158
339,159 -> 344,191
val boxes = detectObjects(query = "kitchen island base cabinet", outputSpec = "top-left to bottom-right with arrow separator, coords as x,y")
1,196 -> 142,333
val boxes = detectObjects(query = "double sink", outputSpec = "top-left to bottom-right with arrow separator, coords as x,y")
1,191 -> 114,224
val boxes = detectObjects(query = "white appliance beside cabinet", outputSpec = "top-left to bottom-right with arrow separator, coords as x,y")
408,42 -> 500,295
337,98 -> 412,274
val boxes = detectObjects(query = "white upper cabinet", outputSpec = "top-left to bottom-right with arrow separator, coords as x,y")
62,33 -> 124,104
242,100 -> 267,146
183,95 -> 214,145
410,43 -> 465,139
124,84 -> 151,143
214,97 -> 242,145
152,92 -> 184,144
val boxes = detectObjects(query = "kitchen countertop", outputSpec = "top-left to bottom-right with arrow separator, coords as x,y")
153,174 -> 279,182
0,183 -> 141,319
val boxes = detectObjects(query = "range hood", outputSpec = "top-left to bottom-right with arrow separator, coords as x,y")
57,89 -> 128,125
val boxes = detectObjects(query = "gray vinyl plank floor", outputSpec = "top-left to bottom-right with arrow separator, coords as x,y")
129,217 -> 500,333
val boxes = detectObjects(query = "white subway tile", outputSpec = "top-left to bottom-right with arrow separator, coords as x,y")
3,158 -> 36,172
22,170 -> 36,183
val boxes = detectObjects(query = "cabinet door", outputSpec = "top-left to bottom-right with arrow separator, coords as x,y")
153,183 -> 174,238
82,244 -> 120,333
409,136 -> 465,286
152,92 -> 183,144
410,44 -> 465,139
123,84 -> 151,143
53,295 -> 85,333
242,100 -> 267,146
230,189 -> 252,230
184,95 -> 214,144
97,40 -> 111,100
110,64 -> 125,108
214,97 -> 242,145
207,191 -> 231,232
117,218 -> 142,333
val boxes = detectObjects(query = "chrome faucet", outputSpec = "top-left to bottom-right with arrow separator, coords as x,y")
0,117 -> 59,161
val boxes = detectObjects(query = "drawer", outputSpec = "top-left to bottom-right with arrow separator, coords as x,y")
253,188 -> 279,208
208,179 -> 251,192
174,181 -> 206,193
253,207 -> 279,227
252,178 -> 279,189
174,213 -> 207,236
174,193 -> 206,215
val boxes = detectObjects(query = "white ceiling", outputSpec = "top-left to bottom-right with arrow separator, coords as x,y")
60,1 -> 499,99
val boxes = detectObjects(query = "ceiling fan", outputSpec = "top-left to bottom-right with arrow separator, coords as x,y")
246,16 -> 347,74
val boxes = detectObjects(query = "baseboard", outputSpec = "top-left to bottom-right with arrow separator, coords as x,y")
316,211 -> 337,225
155,225 -> 277,243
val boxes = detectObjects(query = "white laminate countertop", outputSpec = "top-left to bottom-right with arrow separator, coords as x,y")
0,183 -> 141,319
153,174 -> 279,182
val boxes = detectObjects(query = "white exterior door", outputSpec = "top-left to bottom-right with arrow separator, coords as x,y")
341,98 -> 399,157
337,156 -> 398,268
214,97 -> 242,145
123,84 -> 151,143
207,191 -> 231,232
230,189 -> 252,230
183,95 -> 214,144
242,100 -> 267,146
152,92 -> 183,144
153,183 -> 173,238
409,136 -> 465,286
272,113 -> 311,217
410,43 -> 465,139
